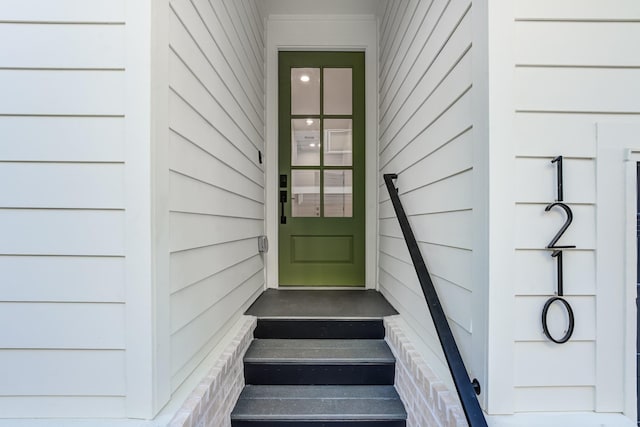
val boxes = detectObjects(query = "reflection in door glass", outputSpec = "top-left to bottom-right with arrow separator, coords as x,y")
291,119 -> 320,166
323,68 -> 352,115
292,170 -> 321,217
291,68 -> 320,115
324,170 -> 352,217
324,119 -> 352,166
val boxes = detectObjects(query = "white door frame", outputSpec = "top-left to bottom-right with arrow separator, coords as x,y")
596,122 -> 640,421
264,14 -> 378,289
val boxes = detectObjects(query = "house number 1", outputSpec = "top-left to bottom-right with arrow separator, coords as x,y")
542,156 -> 576,344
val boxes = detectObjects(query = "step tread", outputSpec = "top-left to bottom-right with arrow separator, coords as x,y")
244,339 -> 395,364
231,385 -> 407,421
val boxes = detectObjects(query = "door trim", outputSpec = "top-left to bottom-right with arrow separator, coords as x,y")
264,15 -> 378,289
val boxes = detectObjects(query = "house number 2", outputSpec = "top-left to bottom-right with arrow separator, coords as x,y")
542,156 -> 576,344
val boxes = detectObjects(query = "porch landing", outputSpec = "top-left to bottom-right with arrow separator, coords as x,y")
245,289 -> 398,318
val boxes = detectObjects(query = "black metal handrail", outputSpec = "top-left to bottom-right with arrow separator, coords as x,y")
384,173 -> 487,427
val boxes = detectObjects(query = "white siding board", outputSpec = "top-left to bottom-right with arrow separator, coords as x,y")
0,70 -> 124,115
0,23 -> 125,69
169,93 -> 263,185
379,0 -> 419,88
514,112 -> 608,158
170,272 -> 263,390
380,0 -> 410,64
515,67 -> 640,113
170,255 -> 263,333
380,42 -> 472,152
0,396 -> 125,418
514,387 -> 595,412
169,131 -> 263,202
220,0 -> 263,73
226,0 -> 264,65
514,296 -> 596,341
379,252 -> 471,331
378,173 -> 472,220
0,163 -> 124,208
514,204 -> 595,250
209,0 -> 263,105
0,210 -> 124,256
380,236 -> 472,291
514,157 -> 596,204
170,238 -> 258,293
171,0 -> 263,122
168,7 -> 263,138
0,350 -> 125,395
0,256 -> 125,302
514,0 -> 640,21
515,21 -> 640,67
379,0 -> 433,97
0,0 -> 125,22
380,8 -> 472,138
0,116 -> 124,162
514,342 -> 595,387
514,249 -> 596,296
396,130 -> 472,195
380,89 -> 472,170
168,0 -> 264,393
380,210 -> 473,250
380,0 -> 470,117
170,171 -> 263,220
0,303 -> 125,349
169,213 -> 263,253
191,0 -> 263,113
169,52 -> 260,158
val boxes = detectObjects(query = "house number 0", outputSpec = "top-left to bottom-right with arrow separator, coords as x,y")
541,156 -> 576,344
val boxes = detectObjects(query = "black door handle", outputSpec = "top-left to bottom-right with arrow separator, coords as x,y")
280,190 -> 287,224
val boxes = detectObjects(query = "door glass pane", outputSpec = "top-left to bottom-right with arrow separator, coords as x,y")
291,68 -> 320,115
324,170 -> 352,217
324,68 -> 352,115
291,119 -> 320,166
324,119 -> 352,166
292,170 -> 320,217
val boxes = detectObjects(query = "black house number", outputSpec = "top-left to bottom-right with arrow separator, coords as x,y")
541,156 -> 576,344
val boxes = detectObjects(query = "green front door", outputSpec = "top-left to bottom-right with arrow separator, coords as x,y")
278,51 -> 365,287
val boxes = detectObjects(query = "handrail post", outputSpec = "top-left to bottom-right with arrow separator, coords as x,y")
383,173 -> 488,427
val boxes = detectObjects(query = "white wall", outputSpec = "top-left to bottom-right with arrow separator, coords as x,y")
0,0 -> 134,418
166,0 -> 265,394
510,0 -> 640,417
377,0 -> 478,394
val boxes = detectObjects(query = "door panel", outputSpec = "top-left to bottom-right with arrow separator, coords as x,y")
278,51 -> 365,286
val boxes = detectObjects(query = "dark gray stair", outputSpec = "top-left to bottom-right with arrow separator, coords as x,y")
232,292 -> 405,427
244,339 -> 395,385
231,385 -> 407,427
254,319 -> 385,339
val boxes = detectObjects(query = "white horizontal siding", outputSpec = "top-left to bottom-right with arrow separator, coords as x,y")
0,396 -> 126,418
0,256 -> 124,302
0,23 -> 125,69
168,0 -> 264,393
0,350 -> 126,395
0,116 -> 124,162
0,0 -> 125,23
0,70 -> 124,115
0,4 -> 128,416
0,163 -> 124,208
378,0 -> 474,390
511,1 -> 640,413
0,303 -> 125,348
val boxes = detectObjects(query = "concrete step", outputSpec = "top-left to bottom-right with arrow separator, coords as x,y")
244,339 -> 395,385
254,319 -> 385,339
231,385 -> 407,427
